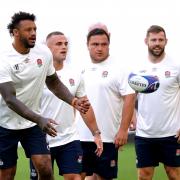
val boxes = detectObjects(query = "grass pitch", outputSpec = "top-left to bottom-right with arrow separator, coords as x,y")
15,143 -> 168,180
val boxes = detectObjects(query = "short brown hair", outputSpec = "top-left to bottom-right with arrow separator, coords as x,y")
146,25 -> 166,38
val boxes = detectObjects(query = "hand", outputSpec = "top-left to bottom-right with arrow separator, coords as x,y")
38,117 -> 58,137
129,110 -> 137,131
114,129 -> 128,149
94,134 -> 103,157
129,121 -> 136,131
72,97 -> 90,114
175,129 -> 180,144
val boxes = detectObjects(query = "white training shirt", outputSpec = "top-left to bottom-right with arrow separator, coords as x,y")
41,64 -> 86,147
0,44 -> 55,130
76,56 -> 135,142
136,55 -> 180,138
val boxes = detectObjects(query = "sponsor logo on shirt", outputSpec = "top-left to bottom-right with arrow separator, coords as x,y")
24,58 -> 30,63
152,67 -> 157,72
91,67 -> 97,71
102,71 -> 108,78
139,70 -> 147,73
165,71 -> 171,78
69,78 -> 75,86
37,59 -> 43,67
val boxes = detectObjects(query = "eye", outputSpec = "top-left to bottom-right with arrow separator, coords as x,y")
101,43 -> 108,47
92,43 -> 99,47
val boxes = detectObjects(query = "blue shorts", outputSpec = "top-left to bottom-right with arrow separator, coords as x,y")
135,136 -> 180,168
81,142 -> 118,179
0,125 -> 50,169
29,140 -> 83,178
50,140 -> 83,175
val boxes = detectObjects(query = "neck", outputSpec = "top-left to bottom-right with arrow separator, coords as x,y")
91,55 -> 109,64
53,60 -> 64,71
148,53 -> 165,63
12,41 -> 30,54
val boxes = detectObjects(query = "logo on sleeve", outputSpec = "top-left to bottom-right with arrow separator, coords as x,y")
13,63 -> 24,73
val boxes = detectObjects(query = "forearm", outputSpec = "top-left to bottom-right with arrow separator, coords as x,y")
5,96 -> 42,124
119,94 -> 136,132
0,82 -> 42,124
46,73 -> 74,105
80,106 -> 100,136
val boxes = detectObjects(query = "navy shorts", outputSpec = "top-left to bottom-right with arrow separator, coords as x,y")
50,140 -> 83,175
81,142 -> 118,179
0,125 -> 50,169
135,136 -> 180,168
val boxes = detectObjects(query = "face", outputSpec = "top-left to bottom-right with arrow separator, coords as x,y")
47,35 -> 68,63
87,34 -> 109,63
13,20 -> 36,48
145,31 -> 167,58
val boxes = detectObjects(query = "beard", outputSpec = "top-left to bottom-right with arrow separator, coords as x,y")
20,36 -> 35,48
148,46 -> 165,57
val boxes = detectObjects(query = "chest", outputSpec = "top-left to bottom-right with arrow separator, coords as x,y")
9,55 -> 47,83
139,65 -> 180,90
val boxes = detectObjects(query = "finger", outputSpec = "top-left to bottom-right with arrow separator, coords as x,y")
47,121 -> 57,131
78,107 -> 87,114
47,123 -> 57,134
95,143 -> 103,156
50,119 -> 59,125
95,148 -> 102,157
118,145 -> 123,151
47,127 -> 57,137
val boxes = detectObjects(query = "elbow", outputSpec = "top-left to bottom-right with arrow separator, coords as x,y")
4,96 -> 16,109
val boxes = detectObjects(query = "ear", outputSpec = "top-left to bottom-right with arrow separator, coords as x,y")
165,38 -> 168,45
87,42 -> 90,50
12,29 -> 19,37
144,38 -> 148,45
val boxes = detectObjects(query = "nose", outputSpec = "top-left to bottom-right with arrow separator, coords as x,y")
96,44 -> 103,51
31,28 -> 36,36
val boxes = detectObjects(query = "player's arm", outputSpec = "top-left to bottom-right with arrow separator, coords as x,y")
175,129 -> 180,143
80,99 -> 103,156
46,73 -> 90,114
114,93 -> 136,148
129,109 -> 137,131
0,81 -> 57,136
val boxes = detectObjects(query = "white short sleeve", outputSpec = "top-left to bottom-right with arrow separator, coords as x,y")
75,72 -> 86,98
0,60 -> 12,83
46,51 -> 56,76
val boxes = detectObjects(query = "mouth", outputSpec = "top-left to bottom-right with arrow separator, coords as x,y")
60,51 -> 67,55
29,37 -> 36,43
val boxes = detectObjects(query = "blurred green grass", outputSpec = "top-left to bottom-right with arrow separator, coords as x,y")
15,143 -> 168,180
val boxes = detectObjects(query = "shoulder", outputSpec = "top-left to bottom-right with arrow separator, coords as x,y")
32,43 -> 52,58
61,63 -> 83,77
0,51 -> 11,68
